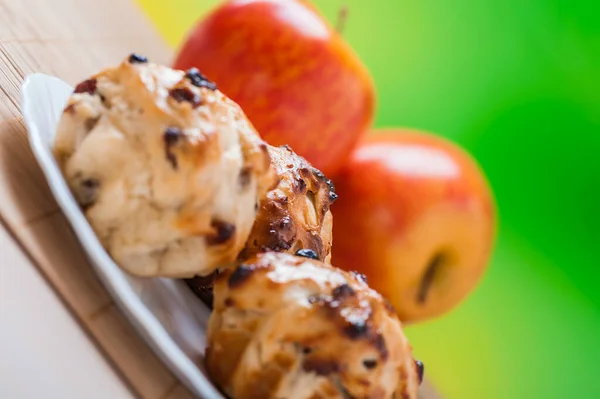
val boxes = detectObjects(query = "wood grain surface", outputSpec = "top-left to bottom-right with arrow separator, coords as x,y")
0,1 -> 195,397
0,1 -> 440,398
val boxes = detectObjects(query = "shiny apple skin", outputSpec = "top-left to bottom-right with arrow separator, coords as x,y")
331,130 -> 496,323
173,0 -> 375,176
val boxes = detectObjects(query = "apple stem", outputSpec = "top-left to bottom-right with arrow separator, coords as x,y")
336,4 -> 349,35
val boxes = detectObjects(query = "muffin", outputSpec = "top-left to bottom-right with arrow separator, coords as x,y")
53,54 -> 277,277
206,252 -> 421,399
239,144 -> 335,263
187,144 -> 335,306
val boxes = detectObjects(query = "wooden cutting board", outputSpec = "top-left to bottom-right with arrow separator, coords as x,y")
0,1 -> 440,398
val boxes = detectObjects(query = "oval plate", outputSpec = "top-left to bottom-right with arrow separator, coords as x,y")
21,73 -> 224,399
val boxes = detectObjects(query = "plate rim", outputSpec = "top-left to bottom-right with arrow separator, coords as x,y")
20,72 -> 223,399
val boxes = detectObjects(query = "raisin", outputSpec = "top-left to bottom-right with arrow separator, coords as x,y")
228,265 -> 254,288
164,127 -> 181,145
344,321 -> 369,339
415,360 -> 424,383
326,178 -> 335,192
332,284 -> 355,299
363,359 -> 377,369
295,177 -> 307,193
372,333 -> 388,360
128,53 -> 148,63
163,127 -> 182,169
169,87 -> 202,107
224,297 -> 235,307
312,168 -> 326,181
185,68 -> 217,90
74,79 -> 97,95
295,248 -> 319,260
207,220 -> 235,245
77,178 -> 100,208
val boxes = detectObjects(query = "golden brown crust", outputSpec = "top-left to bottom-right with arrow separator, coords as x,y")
187,145 -> 335,308
53,55 -> 277,277
206,252 -> 420,399
239,145 -> 335,263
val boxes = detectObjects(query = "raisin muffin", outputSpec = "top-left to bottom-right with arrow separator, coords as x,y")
206,252 -> 421,399
53,54 -> 277,277
239,144 -> 335,262
187,144 -> 335,305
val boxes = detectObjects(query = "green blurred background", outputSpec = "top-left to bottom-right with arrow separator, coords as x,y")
137,0 -> 600,397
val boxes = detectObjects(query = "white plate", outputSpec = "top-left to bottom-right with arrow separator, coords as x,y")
21,73 -> 224,399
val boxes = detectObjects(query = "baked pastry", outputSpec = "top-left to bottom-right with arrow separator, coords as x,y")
187,144 -> 335,306
206,252 -> 421,399
239,144 -> 335,263
53,54 -> 277,277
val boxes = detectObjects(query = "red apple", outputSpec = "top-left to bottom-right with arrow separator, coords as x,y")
331,130 -> 496,323
174,0 -> 375,176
